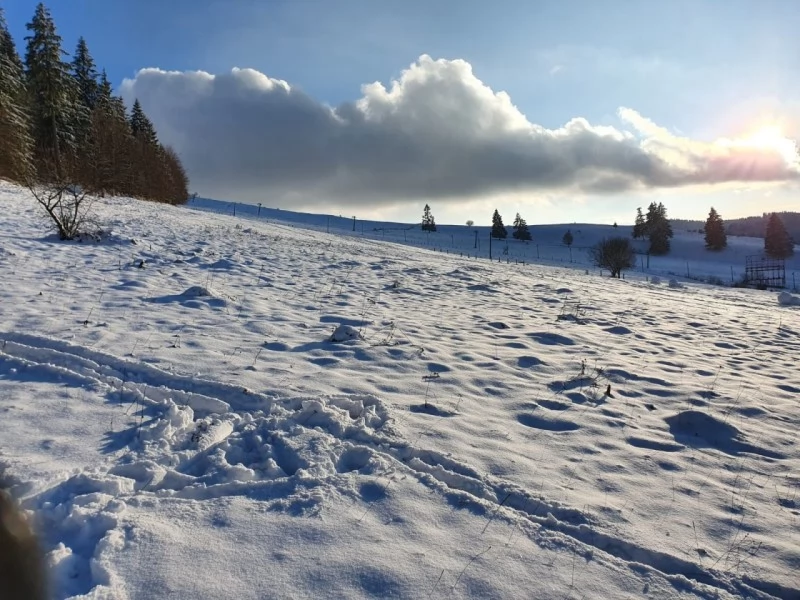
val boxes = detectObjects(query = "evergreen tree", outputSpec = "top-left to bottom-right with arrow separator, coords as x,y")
562,229 -> 573,246
71,37 -> 98,111
421,204 -> 436,231
512,213 -> 531,240
491,209 -> 507,239
0,8 -> 33,181
632,207 -> 646,239
129,99 -> 158,145
703,207 -> 727,250
764,213 -> 794,258
646,202 -> 673,255
24,2 -> 79,179
84,70 -> 132,195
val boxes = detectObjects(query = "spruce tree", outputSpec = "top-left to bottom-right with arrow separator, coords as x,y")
633,207 -> 645,239
129,99 -> 158,146
421,204 -> 436,231
0,8 -> 33,181
512,213 -> 531,240
491,209 -> 507,239
562,229 -> 573,246
703,207 -> 727,250
72,37 -> 98,111
647,202 -> 673,255
24,2 -> 78,179
764,213 -> 794,258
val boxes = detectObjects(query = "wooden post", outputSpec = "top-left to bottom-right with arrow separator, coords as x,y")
257,203 -> 262,217
489,232 -> 492,261
352,216 -> 356,231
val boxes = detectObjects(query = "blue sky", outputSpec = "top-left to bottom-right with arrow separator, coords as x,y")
4,0 -> 800,224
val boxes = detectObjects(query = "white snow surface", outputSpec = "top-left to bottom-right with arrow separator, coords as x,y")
0,181 -> 798,600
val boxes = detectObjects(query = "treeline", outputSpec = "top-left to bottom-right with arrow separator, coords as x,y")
0,4 -> 188,204
673,212 -> 800,242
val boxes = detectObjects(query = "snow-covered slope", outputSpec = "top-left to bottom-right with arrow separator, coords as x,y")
1,182 -> 798,599
190,196 -> 800,290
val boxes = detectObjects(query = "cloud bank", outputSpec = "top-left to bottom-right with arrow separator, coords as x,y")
120,55 -> 800,206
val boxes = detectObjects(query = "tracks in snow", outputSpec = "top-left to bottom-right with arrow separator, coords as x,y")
0,331 -> 791,600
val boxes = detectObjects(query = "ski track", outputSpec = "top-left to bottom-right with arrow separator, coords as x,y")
0,331 -> 793,600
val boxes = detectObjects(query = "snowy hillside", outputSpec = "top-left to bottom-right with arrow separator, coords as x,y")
190,197 -> 800,291
1,182 -> 799,599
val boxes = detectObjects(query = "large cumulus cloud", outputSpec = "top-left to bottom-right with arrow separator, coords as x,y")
120,55 -> 800,206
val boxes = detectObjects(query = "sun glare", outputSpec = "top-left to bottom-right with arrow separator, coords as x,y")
739,124 -> 799,164
748,125 -> 785,146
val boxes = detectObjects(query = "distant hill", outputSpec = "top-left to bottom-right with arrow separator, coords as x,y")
674,212 -> 800,241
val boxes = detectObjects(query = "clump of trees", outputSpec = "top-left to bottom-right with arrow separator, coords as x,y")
764,213 -> 794,258
491,209 -> 507,239
512,213 -> 531,240
421,204 -> 436,232
632,203 -> 673,255
589,237 -> 636,278
0,4 -> 189,239
703,207 -> 727,250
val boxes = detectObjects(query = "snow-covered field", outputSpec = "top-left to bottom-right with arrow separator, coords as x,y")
1,181 -> 798,599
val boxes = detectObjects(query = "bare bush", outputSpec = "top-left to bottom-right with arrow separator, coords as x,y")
589,237 -> 635,278
28,182 -> 95,240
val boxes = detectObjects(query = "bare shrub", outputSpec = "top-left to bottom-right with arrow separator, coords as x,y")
589,237 -> 635,278
28,181 -> 95,240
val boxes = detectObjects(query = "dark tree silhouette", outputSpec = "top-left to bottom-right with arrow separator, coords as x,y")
589,237 -> 636,278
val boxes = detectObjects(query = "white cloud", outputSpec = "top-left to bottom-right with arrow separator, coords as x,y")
120,55 -> 800,207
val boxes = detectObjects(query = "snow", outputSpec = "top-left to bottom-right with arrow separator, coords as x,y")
1,180 -> 799,599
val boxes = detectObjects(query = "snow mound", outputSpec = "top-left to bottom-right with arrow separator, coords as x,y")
777,291 -> 800,306
181,286 -> 217,298
668,278 -> 683,288
330,324 -> 362,342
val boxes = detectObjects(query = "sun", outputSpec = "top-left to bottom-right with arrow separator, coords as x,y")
747,125 -> 785,146
740,124 -> 798,164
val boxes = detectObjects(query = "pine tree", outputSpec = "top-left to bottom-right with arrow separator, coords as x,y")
703,207 -> 727,250
421,204 -> 436,232
646,202 -> 673,255
491,209 -> 507,239
129,99 -> 158,146
562,229 -> 573,246
24,3 -> 79,179
72,37 -> 98,111
0,8 -> 33,181
512,213 -> 531,240
633,207 -> 645,239
764,213 -> 794,258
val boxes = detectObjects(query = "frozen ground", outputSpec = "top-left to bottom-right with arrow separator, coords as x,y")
0,182 -> 798,599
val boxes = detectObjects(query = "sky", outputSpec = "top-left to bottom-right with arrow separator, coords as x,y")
4,0 -> 800,225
